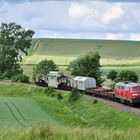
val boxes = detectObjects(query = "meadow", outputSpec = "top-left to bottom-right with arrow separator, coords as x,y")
23,38 -> 140,66
0,83 -> 140,139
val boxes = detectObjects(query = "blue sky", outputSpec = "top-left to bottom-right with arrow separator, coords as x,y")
0,0 -> 140,40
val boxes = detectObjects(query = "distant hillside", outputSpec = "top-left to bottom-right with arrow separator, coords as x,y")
23,38 -> 140,65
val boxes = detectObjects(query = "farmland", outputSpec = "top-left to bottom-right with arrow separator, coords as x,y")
0,83 -> 140,139
23,38 -> 140,66
0,97 -> 55,128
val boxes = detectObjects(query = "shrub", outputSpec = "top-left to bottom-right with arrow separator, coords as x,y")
115,70 -> 139,83
11,74 -> 21,82
107,70 -> 118,81
93,99 -> 98,104
12,74 -> 30,83
69,88 -> 81,102
19,75 -> 30,83
44,87 -> 55,96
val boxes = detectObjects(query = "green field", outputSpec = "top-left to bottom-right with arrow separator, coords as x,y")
0,97 -> 55,128
0,83 -> 140,139
23,38 -> 140,65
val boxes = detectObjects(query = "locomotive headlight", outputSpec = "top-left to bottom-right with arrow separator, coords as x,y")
132,93 -> 138,96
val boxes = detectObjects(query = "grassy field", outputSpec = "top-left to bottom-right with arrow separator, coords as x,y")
0,97 -> 55,128
0,83 -> 140,139
23,38 -> 140,65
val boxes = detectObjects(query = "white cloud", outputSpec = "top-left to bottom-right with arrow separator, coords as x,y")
106,33 -> 125,40
102,3 -> 124,25
129,33 -> 140,41
68,3 -> 90,18
0,0 -> 140,40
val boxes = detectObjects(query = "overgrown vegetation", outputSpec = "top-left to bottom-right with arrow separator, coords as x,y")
68,88 -> 81,102
12,74 -> 30,83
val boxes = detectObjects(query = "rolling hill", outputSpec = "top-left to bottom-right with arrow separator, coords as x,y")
23,38 -> 140,66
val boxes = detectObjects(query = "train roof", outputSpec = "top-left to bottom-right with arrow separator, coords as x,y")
73,76 -> 95,81
47,71 -> 64,77
116,81 -> 140,87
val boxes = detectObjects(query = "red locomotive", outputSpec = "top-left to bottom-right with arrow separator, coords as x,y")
114,81 -> 140,105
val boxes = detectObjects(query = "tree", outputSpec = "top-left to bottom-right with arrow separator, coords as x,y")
32,59 -> 58,81
107,70 -> 118,81
0,22 -> 34,79
68,51 -> 103,86
115,70 -> 138,83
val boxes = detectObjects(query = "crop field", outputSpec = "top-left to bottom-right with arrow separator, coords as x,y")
0,83 -> 140,139
23,38 -> 140,65
0,97 -> 54,128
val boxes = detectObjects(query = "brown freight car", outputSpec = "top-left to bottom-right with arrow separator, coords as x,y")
86,87 -> 114,99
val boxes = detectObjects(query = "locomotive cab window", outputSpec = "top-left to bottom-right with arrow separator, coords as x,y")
132,86 -> 140,91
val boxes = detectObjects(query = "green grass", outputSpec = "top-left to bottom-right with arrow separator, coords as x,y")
1,83 -> 140,139
23,38 -> 140,65
0,97 -> 56,128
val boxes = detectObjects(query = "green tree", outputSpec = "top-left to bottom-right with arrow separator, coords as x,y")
115,70 -> 138,83
0,22 -> 34,79
107,70 -> 118,81
33,59 -> 58,81
68,51 -> 103,86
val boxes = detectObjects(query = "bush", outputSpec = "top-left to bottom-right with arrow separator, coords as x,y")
20,75 -> 30,83
44,87 -> 55,96
115,70 -> 139,83
12,74 -> 30,83
11,74 -> 21,82
107,70 -> 118,81
69,88 -> 81,102
93,99 -> 98,104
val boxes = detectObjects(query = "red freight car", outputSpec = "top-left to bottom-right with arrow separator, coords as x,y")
114,81 -> 140,104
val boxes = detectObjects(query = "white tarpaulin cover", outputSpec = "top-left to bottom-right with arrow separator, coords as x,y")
73,76 -> 96,90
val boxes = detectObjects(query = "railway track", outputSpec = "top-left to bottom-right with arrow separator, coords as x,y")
86,94 -> 140,116
0,80 -> 140,116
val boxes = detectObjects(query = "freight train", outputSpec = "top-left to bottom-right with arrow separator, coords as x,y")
36,71 -> 140,106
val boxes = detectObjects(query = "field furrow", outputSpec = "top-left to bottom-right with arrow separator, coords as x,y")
11,102 -> 33,127
5,102 -> 25,127
0,97 -> 53,128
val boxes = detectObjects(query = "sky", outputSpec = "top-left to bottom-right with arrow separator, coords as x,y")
0,0 -> 140,40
